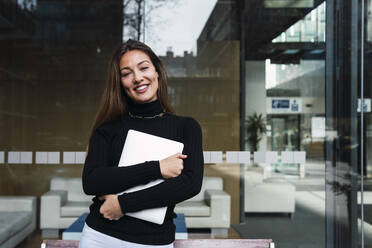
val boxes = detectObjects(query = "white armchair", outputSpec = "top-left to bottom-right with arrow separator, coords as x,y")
40,177 -> 92,237
175,177 -> 231,237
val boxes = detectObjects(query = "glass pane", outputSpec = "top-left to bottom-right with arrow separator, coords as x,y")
242,2 -> 326,247
0,0 -> 364,247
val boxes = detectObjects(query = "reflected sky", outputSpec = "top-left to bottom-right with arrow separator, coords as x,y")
144,0 -> 217,56
16,0 -> 217,56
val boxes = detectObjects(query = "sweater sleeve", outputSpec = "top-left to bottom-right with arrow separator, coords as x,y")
118,117 -> 204,213
82,128 -> 163,196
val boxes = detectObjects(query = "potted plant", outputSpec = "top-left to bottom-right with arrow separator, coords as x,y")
245,112 -> 267,151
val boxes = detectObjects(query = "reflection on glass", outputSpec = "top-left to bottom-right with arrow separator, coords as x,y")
1,0 -> 368,247
273,2 -> 326,43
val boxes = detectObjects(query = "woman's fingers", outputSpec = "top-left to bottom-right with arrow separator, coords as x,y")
159,153 -> 188,179
174,153 -> 187,159
99,195 -> 123,221
103,212 -> 122,220
178,154 -> 187,159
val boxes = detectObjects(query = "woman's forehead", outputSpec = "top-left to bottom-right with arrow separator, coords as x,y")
120,50 -> 152,68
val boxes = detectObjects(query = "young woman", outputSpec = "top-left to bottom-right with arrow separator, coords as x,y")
79,39 -> 204,248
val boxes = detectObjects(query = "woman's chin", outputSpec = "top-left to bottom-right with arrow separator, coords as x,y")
132,97 -> 155,104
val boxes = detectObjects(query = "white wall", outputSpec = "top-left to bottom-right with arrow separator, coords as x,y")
245,61 -> 267,151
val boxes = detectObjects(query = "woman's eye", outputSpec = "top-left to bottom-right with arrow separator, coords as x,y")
121,72 -> 131,77
140,67 -> 148,71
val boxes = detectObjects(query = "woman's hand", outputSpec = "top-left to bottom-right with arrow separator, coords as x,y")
99,195 -> 123,221
159,153 -> 187,179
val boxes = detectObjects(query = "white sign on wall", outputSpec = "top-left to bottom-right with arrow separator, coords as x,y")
268,98 -> 302,114
357,98 -> 371,112
312,117 -> 326,138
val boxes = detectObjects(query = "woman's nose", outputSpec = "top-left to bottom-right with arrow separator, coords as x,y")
133,70 -> 143,83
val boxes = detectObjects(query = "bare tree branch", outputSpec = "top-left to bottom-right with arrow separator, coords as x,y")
123,0 -> 181,42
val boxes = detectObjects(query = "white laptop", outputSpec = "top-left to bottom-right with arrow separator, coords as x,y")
118,129 -> 184,224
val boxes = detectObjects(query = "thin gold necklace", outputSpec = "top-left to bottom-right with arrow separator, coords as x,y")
128,111 -> 165,119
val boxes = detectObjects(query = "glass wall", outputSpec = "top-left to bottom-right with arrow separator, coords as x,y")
0,0 -> 369,247
242,2 -> 327,247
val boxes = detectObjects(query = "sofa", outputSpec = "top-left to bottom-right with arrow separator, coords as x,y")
41,176 -> 231,238
244,170 -> 295,216
0,196 -> 37,248
174,177 -> 231,237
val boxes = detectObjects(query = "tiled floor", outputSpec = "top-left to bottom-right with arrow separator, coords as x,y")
233,162 -> 372,248
233,194 -> 325,248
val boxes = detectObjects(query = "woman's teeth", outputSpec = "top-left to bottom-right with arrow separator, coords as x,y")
135,85 -> 148,91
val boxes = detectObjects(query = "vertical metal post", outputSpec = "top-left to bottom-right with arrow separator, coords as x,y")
360,0 -> 366,247
238,0 -> 247,224
325,0 -> 359,247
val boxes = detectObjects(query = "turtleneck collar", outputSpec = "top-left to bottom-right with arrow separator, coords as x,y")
127,99 -> 164,117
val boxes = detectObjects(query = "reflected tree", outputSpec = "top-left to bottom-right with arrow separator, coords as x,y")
245,112 -> 267,151
123,0 -> 179,41
18,0 -> 36,12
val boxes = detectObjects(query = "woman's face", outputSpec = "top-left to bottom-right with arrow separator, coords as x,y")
120,49 -> 159,104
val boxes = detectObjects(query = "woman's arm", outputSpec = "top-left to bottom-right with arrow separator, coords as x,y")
98,153 -> 187,220
82,129 -> 163,196
117,117 -> 204,213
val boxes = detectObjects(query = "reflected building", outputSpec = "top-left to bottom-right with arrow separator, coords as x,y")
163,43 -> 240,150
160,48 -> 196,77
0,0 -> 122,152
0,0 -> 122,197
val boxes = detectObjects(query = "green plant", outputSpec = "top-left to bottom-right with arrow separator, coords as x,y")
245,112 -> 267,151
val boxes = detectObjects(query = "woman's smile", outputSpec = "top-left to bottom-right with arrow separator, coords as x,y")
134,84 -> 149,93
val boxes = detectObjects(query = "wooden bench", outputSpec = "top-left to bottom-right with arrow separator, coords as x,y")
41,239 -> 274,248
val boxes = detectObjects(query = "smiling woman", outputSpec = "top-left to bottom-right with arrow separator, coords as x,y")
80,39 -> 204,248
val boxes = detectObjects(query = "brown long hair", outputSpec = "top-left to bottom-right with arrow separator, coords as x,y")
89,39 -> 175,141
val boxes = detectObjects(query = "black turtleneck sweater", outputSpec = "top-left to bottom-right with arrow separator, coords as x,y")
82,99 -> 204,245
